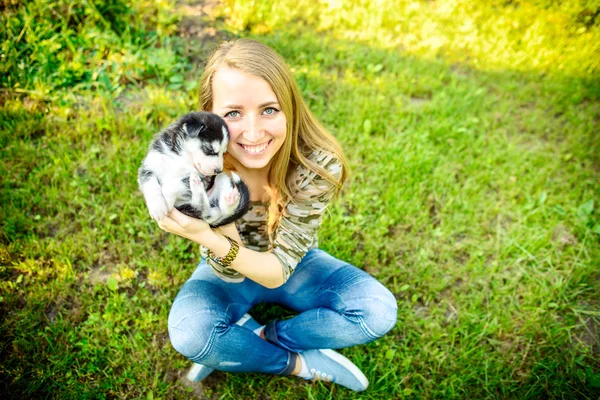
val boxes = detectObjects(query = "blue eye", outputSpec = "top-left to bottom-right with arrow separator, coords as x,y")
225,110 -> 240,118
263,107 -> 279,115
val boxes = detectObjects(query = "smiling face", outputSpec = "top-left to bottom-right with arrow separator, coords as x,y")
211,66 -> 287,174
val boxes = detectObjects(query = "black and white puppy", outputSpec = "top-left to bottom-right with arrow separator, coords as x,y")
138,112 -> 250,227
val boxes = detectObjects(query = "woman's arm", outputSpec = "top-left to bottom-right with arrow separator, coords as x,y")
158,209 -> 285,288
215,222 -> 242,244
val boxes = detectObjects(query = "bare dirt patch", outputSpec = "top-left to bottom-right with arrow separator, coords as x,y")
88,263 -> 113,285
552,224 -> 578,248
579,317 -> 599,356
177,0 -> 227,47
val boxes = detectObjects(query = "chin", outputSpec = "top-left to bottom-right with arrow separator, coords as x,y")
238,157 -> 271,170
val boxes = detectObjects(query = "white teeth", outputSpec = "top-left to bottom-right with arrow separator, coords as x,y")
241,142 -> 269,154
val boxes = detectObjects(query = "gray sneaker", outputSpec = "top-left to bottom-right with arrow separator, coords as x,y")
299,349 -> 369,392
186,313 -> 262,382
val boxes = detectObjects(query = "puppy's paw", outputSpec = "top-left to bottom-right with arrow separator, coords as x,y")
190,173 -> 203,187
223,188 -> 240,207
147,197 -> 169,221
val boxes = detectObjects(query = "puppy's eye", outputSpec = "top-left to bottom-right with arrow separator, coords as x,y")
202,146 -> 218,156
224,110 -> 241,118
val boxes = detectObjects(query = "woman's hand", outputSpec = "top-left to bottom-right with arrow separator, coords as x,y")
157,209 -> 214,244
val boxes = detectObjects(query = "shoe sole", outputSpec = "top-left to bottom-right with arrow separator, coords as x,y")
235,313 -> 253,326
319,349 -> 369,391
187,362 -> 213,382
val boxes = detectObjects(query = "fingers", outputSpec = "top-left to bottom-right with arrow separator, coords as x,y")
157,210 -> 211,240
167,208 -> 192,227
157,216 -> 180,233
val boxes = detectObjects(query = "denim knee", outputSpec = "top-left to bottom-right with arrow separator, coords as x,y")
168,293 -> 229,362
344,281 -> 398,341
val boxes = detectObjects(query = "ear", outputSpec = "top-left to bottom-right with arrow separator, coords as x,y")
169,125 -> 181,151
187,122 -> 206,138
222,124 -> 230,140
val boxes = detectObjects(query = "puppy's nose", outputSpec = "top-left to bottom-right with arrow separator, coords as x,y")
214,168 -> 222,175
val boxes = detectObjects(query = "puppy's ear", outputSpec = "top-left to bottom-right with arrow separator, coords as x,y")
223,124 -> 231,141
186,122 -> 206,138
169,124 -> 181,152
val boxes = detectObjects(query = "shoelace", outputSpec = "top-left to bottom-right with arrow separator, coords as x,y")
310,368 -> 333,382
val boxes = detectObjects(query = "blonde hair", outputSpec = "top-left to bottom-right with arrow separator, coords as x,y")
199,38 -> 348,240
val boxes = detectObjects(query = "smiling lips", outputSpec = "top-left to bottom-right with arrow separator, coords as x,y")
239,139 -> 272,155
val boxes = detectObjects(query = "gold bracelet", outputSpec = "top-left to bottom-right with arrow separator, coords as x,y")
207,235 -> 239,268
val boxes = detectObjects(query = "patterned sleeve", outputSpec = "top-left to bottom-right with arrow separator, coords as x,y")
272,151 -> 343,282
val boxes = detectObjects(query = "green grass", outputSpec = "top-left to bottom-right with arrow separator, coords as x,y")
1,0 -> 599,398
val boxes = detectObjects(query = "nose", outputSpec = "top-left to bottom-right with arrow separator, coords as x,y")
244,114 -> 263,142
214,168 -> 222,175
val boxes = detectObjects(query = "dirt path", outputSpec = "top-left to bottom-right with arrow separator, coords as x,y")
177,0 -> 224,45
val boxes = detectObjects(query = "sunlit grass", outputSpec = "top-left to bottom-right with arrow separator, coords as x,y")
218,0 -> 600,78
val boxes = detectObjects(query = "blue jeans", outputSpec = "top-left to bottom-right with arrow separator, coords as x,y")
168,248 -> 398,375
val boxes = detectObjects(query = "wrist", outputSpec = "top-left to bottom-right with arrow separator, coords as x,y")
208,235 -> 239,268
192,228 -> 219,249
204,232 -> 232,258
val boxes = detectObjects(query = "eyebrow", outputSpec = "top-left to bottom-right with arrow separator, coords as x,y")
222,101 -> 279,109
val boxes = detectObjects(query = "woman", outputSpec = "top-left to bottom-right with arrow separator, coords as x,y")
158,38 -> 397,392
